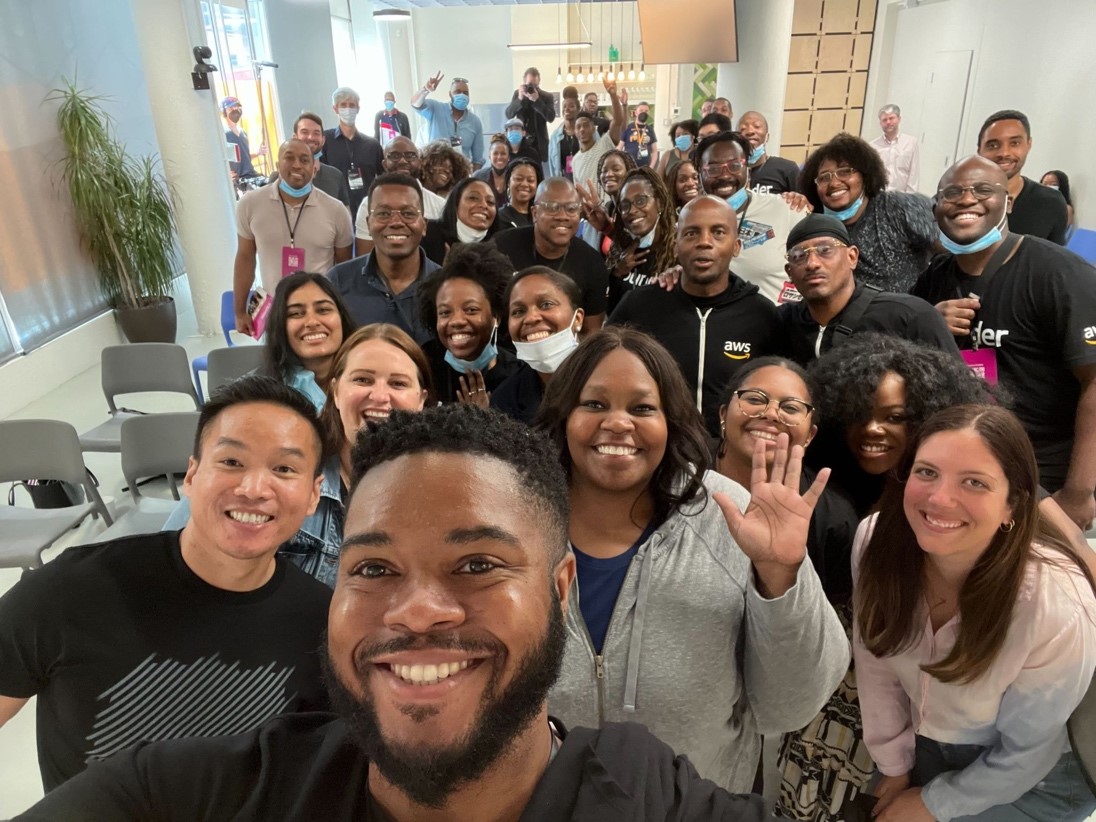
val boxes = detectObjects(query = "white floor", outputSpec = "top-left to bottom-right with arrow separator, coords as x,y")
0,278 -> 258,817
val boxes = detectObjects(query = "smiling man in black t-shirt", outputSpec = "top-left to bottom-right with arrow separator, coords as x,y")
912,155 -> 1096,529
0,377 -> 332,794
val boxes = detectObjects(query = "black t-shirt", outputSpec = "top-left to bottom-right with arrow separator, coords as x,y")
0,532 -> 331,791
911,236 -> 1096,490
320,128 -> 385,218
558,132 -> 580,180
749,156 -> 800,195
492,226 -> 610,318
423,340 -> 522,404
609,278 -> 783,435
498,204 -> 533,230
16,713 -> 769,821
490,361 -> 546,426
778,284 -> 961,365
1009,176 -> 1069,246
606,239 -> 663,315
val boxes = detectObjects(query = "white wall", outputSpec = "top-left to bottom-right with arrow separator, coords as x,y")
866,0 -> 1095,226
264,0 -> 339,135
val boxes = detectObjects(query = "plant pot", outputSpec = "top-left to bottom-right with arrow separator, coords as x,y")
114,297 -> 177,343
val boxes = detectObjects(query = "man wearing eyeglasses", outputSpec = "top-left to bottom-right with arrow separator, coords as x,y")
327,172 -> 441,344
353,137 -> 446,257
492,178 -> 609,333
912,155 -> 1096,531
696,131 -> 811,305
778,214 -> 957,366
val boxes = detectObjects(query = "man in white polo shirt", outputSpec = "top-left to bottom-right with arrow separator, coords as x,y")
233,138 -> 354,335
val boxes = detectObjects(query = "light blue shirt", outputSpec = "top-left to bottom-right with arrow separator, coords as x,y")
413,98 -> 485,166
286,365 -> 327,413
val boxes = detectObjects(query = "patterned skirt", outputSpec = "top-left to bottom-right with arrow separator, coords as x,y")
775,612 -> 875,820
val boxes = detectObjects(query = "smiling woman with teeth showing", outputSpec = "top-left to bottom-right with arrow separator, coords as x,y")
534,326 -> 849,794
420,177 -> 504,265
854,404 -> 1096,822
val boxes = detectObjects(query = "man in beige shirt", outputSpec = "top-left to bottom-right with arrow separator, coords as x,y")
234,138 -> 353,335
870,103 -> 920,193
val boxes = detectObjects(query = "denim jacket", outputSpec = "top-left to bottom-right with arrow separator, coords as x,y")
160,458 -> 346,589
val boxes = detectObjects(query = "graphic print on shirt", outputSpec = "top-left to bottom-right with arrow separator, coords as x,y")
1085,326 -> 1096,345
723,340 -> 753,360
970,320 -> 1010,349
738,219 -> 776,251
84,653 -> 298,763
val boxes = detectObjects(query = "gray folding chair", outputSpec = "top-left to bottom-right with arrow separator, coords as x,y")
94,412 -> 200,541
0,419 -> 114,571
79,343 -> 201,453
206,345 -> 266,398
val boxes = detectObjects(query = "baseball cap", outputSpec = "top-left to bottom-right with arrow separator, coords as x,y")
221,97 -> 242,112
503,116 -> 524,130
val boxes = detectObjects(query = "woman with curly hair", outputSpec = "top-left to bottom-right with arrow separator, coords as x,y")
800,133 -> 936,293
656,118 -> 699,178
535,325 -> 849,795
420,139 -> 470,199
666,159 -> 700,210
604,167 -> 678,312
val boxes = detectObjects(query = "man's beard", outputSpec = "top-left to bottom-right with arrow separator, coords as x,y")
322,589 -> 567,809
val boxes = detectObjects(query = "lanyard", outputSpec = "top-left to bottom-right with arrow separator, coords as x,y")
280,194 -> 309,248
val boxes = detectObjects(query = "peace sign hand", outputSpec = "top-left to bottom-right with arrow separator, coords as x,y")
713,432 -> 829,598
457,370 -> 490,408
425,71 -> 444,92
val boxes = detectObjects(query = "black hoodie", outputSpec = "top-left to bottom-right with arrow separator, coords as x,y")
609,277 -> 783,435
17,713 -> 772,822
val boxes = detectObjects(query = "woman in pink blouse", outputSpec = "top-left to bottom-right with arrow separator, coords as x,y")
853,404 -> 1096,821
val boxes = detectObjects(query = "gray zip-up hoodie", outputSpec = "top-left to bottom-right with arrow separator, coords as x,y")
549,470 -> 850,793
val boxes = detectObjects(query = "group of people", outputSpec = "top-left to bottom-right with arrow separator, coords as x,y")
2,81 -> 1095,822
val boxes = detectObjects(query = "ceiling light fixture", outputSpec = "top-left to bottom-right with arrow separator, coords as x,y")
372,8 -> 410,21
507,41 -> 591,51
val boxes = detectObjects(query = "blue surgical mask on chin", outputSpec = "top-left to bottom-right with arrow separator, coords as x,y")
726,187 -> 748,210
748,144 -> 766,164
452,94 -> 470,111
445,325 -> 499,374
938,211 -> 1008,255
278,179 -> 313,198
313,151 -> 322,161
824,194 -> 864,222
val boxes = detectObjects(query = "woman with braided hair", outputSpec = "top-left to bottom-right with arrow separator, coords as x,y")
604,167 -> 678,313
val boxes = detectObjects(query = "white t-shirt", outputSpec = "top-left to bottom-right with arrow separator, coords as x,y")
731,191 -> 808,305
354,183 -> 446,241
572,132 -> 616,189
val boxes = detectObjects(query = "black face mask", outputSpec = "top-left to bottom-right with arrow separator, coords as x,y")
227,110 -> 242,123
637,112 -> 648,124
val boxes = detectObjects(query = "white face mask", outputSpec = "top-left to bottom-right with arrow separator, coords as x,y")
337,105 -> 358,126
513,312 -> 580,373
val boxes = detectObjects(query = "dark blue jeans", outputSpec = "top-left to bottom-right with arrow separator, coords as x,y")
914,735 -> 1096,821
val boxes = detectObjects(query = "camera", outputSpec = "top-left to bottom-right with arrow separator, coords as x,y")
524,84 -> 537,94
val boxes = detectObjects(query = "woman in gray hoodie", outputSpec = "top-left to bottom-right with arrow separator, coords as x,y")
534,326 -> 850,793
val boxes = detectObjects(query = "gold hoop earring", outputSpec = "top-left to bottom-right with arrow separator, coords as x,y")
1000,519 -> 1015,533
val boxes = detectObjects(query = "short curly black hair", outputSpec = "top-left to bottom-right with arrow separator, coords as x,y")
418,242 -> 513,335
350,404 -> 570,563
799,133 -> 888,212
808,334 -> 998,435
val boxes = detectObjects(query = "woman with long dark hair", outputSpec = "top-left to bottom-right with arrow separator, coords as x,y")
261,272 -> 357,411
855,404 -> 1096,821
1041,169 -> 1075,232
604,167 -> 678,312
666,159 -> 700,210
535,325 -> 848,794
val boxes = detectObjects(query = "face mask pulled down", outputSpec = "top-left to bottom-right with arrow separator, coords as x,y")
513,313 -> 580,374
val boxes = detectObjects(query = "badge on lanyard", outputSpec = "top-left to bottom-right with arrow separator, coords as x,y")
961,348 -> 998,384
348,165 -> 364,190
282,246 -> 305,278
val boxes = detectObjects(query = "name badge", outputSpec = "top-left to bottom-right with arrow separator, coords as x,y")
449,136 -> 463,148
348,168 -> 364,190
777,281 -> 803,304
565,154 -> 574,176
961,348 -> 998,384
282,246 -> 305,278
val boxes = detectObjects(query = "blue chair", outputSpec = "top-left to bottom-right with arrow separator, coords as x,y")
192,291 -> 238,404
1067,228 -> 1096,266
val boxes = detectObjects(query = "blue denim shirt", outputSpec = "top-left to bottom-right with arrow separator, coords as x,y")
413,98 -> 485,166
286,366 -> 327,414
160,458 -> 346,589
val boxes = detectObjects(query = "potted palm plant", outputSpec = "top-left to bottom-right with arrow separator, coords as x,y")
50,79 -> 180,342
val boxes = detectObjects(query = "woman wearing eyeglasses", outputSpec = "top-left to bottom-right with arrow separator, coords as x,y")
604,167 -> 678,313
800,133 -> 936,294
713,356 -> 868,819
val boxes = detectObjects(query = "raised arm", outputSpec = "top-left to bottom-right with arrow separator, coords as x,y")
411,71 -> 443,111
605,79 -> 626,145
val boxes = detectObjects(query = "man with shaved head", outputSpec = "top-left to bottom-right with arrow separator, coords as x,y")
609,195 -> 782,435
912,155 -> 1096,529
234,138 -> 354,335
737,111 -> 800,195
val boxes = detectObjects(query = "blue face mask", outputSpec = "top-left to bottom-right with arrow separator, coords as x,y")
674,134 -> 692,152
748,144 -> 766,164
313,151 -> 322,161
938,211 -> 1008,255
452,93 -> 470,111
726,187 -> 748,210
507,130 -> 523,147
384,99 -> 395,112
278,179 -> 312,198
824,194 -> 864,222
444,325 -> 498,374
